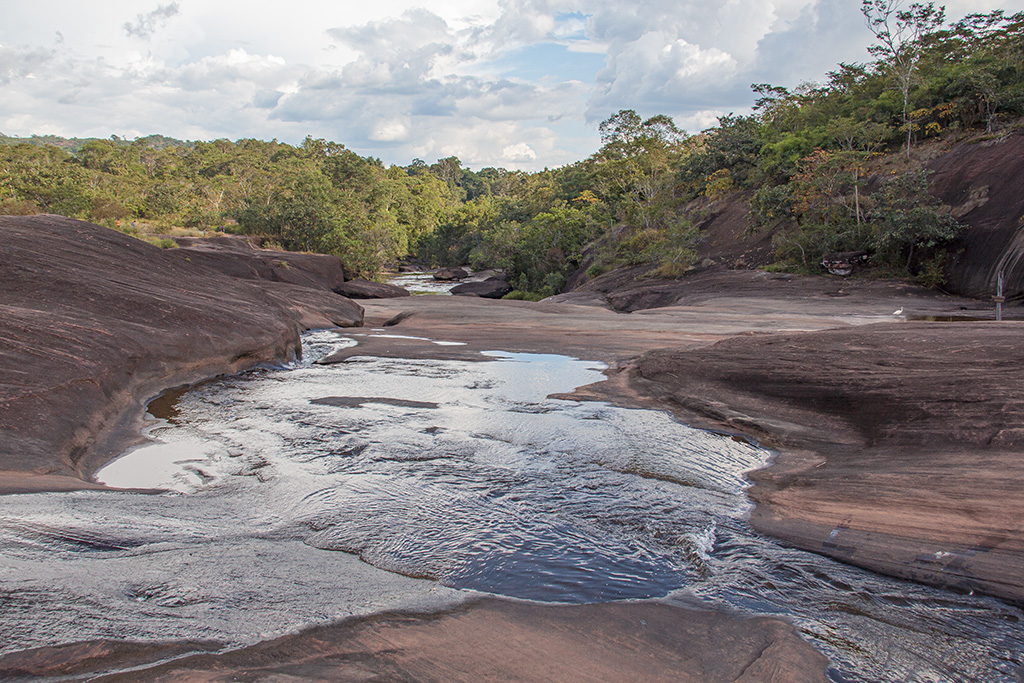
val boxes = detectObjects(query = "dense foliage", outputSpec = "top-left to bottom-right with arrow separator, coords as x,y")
2,2 -> 1021,291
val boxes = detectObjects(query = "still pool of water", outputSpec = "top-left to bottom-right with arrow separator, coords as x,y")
1,330 -> 1021,682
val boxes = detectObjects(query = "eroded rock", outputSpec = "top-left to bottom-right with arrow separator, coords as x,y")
333,279 -> 411,299
0,215 -> 362,490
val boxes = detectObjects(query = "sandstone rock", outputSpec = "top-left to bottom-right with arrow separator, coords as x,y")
450,277 -> 512,299
0,215 -> 362,491
929,130 -> 1024,299
33,598 -> 827,681
631,321 -> 1024,604
171,236 -> 348,291
433,267 -> 469,281
333,279 -> 411,299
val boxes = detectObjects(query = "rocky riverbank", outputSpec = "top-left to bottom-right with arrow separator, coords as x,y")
0,215 -> 363,493
0,216 -> 833,680
629,322 -> 1024,605
2,216 -> 1020,678
0,598 -> 828,681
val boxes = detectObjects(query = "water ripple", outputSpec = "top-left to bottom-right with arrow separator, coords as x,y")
0,331 -> 1020,682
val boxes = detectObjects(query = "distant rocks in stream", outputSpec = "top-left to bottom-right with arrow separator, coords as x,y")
450,276 -> 512,299
433,267 -> 469,281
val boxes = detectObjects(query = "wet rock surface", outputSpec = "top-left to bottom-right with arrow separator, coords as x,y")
0,215 -> 362,492
4,218 -> 1023,679
357,283 -> 1024,608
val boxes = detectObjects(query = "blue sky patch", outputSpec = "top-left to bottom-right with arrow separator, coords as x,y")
490,43 -> 605,84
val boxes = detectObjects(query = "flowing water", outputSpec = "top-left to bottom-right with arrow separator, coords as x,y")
388,271 -> 457,294
1,330 -> 1021,681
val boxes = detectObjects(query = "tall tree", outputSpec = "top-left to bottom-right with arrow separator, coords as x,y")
862,0 -> 946,157
595,110 -> 687,229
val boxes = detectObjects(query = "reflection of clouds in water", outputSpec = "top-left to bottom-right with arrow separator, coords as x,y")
103,344 -> 757,602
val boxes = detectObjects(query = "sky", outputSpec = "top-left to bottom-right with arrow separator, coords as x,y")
1,0 -> 1021,170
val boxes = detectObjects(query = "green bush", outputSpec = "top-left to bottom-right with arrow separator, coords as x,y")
503,290 -> 546,301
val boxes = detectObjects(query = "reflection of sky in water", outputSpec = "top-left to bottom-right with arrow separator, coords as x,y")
3,330 -> 1023,682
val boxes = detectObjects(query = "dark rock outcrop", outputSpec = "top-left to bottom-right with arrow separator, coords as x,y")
433,267 -> 469,281
20,598 -> 827,681
930,131 -> 1024,300
333,278 -> 411,299
171,235 -> 348,291
0,215 -> 363,491
450,276 -> 512,299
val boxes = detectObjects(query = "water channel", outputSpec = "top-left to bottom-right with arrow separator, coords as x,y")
0,330 -> 1021,681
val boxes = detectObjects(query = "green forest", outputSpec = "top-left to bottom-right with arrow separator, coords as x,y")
2,4 -> 1022,297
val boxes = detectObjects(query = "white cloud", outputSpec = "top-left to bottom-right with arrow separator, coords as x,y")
502,142 -> 537,161
123,2 -> 181,40
2,0 -> 1024,166
371,118 -> 410,141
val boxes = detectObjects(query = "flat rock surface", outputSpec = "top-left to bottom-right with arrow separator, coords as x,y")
0,215 -> 362,492
630,321 -> 1024,604
171,235 -> 349,291
4,237 -> 1021,677
47,598 -> 826,682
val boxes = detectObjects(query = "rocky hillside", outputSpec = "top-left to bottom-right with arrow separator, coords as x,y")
569,129 -> 1024,311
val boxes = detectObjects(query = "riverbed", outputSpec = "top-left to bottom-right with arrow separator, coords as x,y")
1,330 -> 1021,682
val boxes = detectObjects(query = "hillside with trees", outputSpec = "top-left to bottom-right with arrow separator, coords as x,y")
1,3 -> 1022,298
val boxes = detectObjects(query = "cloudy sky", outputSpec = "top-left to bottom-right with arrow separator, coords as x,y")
2,0 -> 1020,170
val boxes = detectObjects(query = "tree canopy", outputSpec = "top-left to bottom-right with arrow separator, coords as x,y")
2,4 -> 1020,291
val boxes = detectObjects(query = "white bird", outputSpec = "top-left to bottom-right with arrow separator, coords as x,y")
893,306 -> 905,318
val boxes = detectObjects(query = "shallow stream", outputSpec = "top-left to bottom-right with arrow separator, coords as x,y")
0,330 -> 1021,682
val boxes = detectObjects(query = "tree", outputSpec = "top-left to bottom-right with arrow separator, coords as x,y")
862,0 -> 946,157
870,169 -> 962,271
784,149 -> 870,267
595,110 -> 688,230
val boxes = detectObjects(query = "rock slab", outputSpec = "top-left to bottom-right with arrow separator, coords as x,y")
42,598 -> 827,682
333,278 -> 411,299
0,215 -> 363,491
631,321 -> 1024,604
450,276 -> 512,299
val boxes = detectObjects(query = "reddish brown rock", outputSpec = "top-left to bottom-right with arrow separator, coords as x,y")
929,131 -> 1024,299
450,276 -> 512,299
433,267 -> 469,281
630,321 -> 1024,604
0,215 -> 362,492
171,235 -> 349,291
0,639 -> 220,679
334,278 -> 411,299
77,598 -> 828,682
